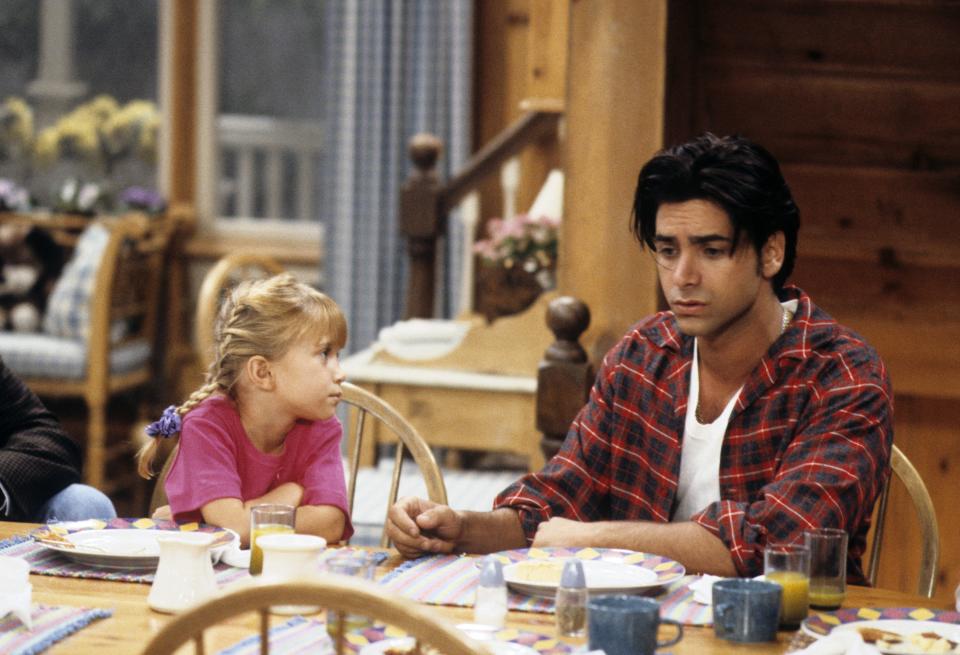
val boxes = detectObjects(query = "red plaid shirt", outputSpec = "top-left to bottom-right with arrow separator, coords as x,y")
494,286 -> 892,581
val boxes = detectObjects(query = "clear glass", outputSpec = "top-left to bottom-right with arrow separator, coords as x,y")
324,550 -> 378,635
763,543 -> 810,629
248,503 -> 295,575
804,528 -> 848,610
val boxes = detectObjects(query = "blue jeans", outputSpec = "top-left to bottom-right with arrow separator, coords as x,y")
32,484 -> 117,523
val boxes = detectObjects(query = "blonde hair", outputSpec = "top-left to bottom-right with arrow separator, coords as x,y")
137,273 -> 347,478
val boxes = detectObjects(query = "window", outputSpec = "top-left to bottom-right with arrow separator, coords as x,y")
0,0 -> 160,211
195,1 -> 324,246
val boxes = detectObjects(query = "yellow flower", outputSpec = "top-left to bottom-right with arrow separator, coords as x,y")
33,127 -> 60,166
1,97 -> 34,147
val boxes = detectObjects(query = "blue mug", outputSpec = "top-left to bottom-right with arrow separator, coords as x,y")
712,578 -> 782,643
587,595 -> 683,655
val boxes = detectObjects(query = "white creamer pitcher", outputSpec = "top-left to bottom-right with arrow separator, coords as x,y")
259,533 -> 326,614
148,532 -> 218,613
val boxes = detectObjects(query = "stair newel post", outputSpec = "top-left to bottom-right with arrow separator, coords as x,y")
400,133 -> 444,319
536,296 -> 594,462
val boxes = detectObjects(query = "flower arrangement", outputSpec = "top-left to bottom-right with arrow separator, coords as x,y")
474,213 -> 559,274
33,95 -> 159,170
0,98 -> 34,161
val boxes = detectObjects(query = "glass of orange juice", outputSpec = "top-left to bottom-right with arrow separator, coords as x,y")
249,503 -> 295,575
763,543 -> 810,630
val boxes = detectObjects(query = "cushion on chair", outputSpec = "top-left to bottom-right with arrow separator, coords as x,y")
0,333 -> 152,379
42,223 -> 109,340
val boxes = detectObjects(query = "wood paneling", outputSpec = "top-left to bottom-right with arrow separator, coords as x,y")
668,0 -> 960,601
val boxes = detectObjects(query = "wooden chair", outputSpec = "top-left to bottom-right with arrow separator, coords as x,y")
194,251 -> 285,368
866,444 -> 940,598
341,380 -> 447,546
0,212 -> 176,493
141,576 -> 483,655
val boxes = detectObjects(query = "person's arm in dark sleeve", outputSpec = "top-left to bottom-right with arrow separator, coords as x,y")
0,359 -> 82,520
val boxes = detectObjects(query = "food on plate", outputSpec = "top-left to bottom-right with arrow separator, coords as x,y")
858,627 -> 960,654
512,559 -> 564,584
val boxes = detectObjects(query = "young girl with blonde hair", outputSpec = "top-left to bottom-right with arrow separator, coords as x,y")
137,273 -> 352,545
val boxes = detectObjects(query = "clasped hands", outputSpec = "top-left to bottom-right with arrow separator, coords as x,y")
385,496 -> 595,559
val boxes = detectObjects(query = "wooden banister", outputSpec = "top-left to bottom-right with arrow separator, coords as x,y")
536,296 -> 593,461
399,110 -> 562,319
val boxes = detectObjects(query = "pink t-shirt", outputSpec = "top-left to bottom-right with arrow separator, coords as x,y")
164,395 -> 353,541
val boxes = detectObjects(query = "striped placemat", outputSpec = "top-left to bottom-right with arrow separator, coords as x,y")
0,604 -> 113,655
379,555 -> 713,626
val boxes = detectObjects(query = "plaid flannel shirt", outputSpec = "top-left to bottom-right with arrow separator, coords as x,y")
494,286 -> 892,581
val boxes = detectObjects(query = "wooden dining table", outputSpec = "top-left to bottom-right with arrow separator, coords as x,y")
0,521 -> 951,654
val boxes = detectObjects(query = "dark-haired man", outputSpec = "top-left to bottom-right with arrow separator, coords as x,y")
386,134 -> 891,581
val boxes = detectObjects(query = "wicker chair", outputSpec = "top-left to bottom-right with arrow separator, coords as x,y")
0,212 -> 176,493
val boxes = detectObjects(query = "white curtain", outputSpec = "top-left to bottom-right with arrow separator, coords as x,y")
320,0 -> 473,353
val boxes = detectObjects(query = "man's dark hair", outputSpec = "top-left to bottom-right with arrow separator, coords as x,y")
632,133 -> 800,291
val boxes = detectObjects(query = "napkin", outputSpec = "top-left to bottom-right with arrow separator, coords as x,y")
0,585 -> 32,630
689,574 -> 723,605
792,630 -> 881,655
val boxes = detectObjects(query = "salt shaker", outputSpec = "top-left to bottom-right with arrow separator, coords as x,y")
474,556 -> 507,628
555,559 -> 587,637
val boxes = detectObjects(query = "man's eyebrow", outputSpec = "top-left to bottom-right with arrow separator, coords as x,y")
689,234 -> 733,245
653,233 -> 732,244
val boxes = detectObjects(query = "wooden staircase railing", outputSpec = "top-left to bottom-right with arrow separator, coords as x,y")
399,109 -> 562,319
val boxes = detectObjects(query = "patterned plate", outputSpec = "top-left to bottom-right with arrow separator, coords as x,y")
31,518 -> 236,570
488,547 -> 685,598
802,607 -> 960,653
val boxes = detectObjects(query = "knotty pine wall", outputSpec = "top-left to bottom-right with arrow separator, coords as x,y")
666,0 -> 959,601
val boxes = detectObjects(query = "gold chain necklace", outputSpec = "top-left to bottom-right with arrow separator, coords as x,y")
695,307 -> 793,424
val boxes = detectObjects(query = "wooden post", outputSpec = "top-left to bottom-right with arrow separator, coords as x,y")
536,296 -> 593,462
399,133 -> 444,318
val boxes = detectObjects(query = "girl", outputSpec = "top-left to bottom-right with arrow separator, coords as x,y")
137,273 -> 352,546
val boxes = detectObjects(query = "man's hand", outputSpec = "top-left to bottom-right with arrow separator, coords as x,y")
532,516 -> 596,548
152,504 -> 172,520
385,496 -> 464,559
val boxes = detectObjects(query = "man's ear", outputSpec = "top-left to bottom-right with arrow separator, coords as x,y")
244,355 -> 275,391
761,231 -> 786,280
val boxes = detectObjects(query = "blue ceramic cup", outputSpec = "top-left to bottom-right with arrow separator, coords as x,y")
712,578 -> 782,642
587,595 -> 683,655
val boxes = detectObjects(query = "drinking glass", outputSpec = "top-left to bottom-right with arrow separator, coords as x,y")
324,550 -> 378,637
249,503 -> 295,575
805,528 -> 848,609
763,542 -> 810,629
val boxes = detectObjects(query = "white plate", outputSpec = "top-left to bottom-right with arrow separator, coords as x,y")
38,527 -> 237,570
805,620 -> 960,654
359,637 -> 538,655
503,558 -> 659,598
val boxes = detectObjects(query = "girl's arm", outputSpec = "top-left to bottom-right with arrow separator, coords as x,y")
296,505 -> 347,544
201,482 -> 304,546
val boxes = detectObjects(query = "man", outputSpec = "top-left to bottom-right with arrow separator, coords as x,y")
0,358 -> 116,522
386,134 -> 892,581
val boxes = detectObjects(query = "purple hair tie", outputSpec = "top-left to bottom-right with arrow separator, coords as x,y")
145,405 -> 182,439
